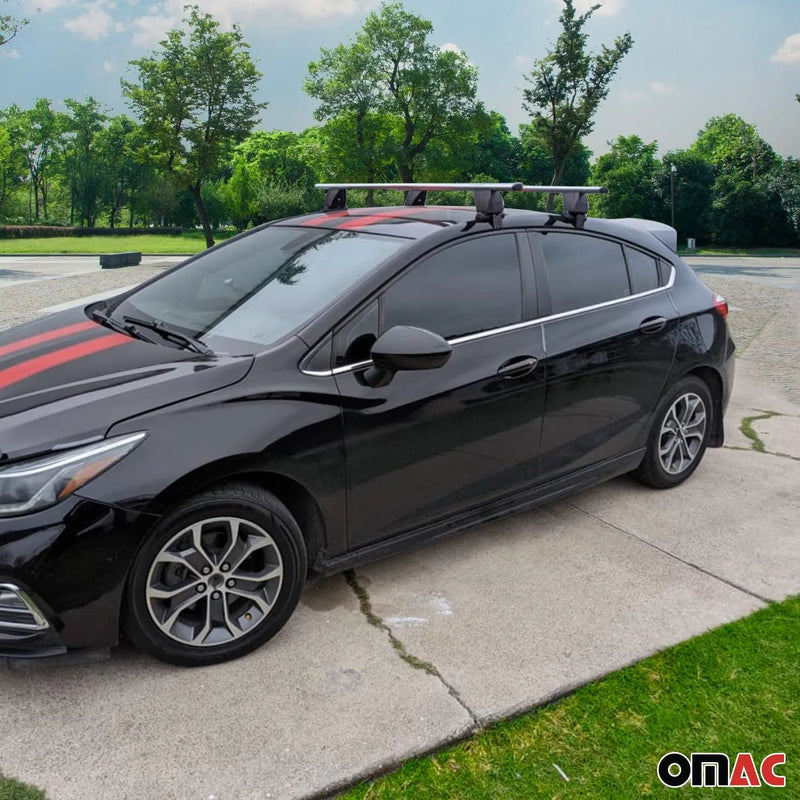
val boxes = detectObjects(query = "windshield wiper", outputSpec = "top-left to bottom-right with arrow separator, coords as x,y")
122,315 -> 214,355
90,307 -> 159,344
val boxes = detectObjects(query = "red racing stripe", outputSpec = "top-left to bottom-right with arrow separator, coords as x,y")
337,207 -> 439,230
0,333 -> 131,392
301,211 -> 351,227
0,321 -> 98,359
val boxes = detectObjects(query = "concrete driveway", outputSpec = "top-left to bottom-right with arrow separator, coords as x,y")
0,257 -> 798,800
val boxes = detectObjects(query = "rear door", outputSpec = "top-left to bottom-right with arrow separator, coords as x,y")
530,230 -> 678,482
334,232 -> 547,551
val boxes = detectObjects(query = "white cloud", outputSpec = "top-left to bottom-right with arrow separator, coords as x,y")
27,0 -> 71,11
772,33 -> 800,64
131,0 -> 376,41
650,81 -> 677,96
440,42 -> 462,54
64,3 -> 114,38
622,81 -> 678,102
102,58 -> 114,71
0,47 -> 22,58
621,88 -> 645,103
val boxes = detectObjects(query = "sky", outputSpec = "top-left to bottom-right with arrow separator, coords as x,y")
1,0 -> 799,160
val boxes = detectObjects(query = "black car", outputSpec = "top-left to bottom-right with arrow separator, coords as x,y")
0,183 -> 734,667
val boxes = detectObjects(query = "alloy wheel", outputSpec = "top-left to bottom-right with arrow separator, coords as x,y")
658,392 -> 707,476
145,516 -> 284,647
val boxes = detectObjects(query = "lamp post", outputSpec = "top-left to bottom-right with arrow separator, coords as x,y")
670,163 -> 677,230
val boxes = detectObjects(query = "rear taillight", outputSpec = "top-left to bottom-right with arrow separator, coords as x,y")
713,293 -> 728,318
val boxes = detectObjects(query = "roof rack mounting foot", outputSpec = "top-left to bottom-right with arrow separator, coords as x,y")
404,190 -> 427,207
324,188 -> 348,212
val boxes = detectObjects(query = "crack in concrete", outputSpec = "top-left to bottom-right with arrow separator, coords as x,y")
344,569 -> 480,727
740,410 -> 781,453
735,410 -> 800,461
565,502 -> 773,605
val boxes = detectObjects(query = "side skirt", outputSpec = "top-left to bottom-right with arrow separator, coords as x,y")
317,449 -> 645,577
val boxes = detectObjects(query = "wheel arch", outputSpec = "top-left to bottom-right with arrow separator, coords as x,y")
143,461 -> 329,575
685,365 -> 724,447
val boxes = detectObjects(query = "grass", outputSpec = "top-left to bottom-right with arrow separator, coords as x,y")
679,247 -> 800,257
0,231 -> 236,255
0,774 -> 46,800
341,595 -> 800,799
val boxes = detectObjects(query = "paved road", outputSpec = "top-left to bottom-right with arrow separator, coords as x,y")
686,255 -> 800,291
0,257 -> 798,800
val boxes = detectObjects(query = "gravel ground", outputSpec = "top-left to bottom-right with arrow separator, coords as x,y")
1,266 -> 797,403
0,266 -> 165,330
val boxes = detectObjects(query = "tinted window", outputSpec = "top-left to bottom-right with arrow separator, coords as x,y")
539,233 -> 630,314
625,247 -> 659,294
383,234 -> 522,340
113,228 -> 406,354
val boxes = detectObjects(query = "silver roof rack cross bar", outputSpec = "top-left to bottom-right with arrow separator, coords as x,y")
314,183 -> 607,228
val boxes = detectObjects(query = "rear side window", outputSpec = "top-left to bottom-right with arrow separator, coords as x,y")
383,234 -> 522,340
625,247 -> 660,294
539,232 -> 629,314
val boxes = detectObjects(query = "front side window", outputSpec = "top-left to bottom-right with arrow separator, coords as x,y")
111,227 -> 407,355
538,232 -> 630,314
382,234 -> 522,340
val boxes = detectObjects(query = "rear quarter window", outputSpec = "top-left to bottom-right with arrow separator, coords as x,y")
538,232 -> 630,314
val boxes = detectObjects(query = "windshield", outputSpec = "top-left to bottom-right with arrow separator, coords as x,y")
110,227 -> 407,355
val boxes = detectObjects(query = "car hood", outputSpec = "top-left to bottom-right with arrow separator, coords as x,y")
0,308 -> 253,460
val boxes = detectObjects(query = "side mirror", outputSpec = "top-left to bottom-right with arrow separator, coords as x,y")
363,325 -> 452,388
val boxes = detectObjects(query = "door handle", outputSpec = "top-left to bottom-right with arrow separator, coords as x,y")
639,316 -> 667,335
497,356 -> 539,379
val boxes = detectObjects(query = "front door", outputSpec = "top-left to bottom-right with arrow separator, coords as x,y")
335,232 -> 547,551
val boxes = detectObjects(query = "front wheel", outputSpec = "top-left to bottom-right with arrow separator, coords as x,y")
124,483 -> 307,666
632,376 -> 713,489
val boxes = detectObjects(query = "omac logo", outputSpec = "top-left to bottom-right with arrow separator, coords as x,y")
658,752 -> 787,788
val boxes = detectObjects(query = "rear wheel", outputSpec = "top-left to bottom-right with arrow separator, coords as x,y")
633,376 -> 713,489
125,483 -> 306,666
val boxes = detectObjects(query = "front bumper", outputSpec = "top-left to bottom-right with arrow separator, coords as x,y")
0,496 -> 159,661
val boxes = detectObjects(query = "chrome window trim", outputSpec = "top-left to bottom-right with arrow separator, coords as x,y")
0,583 -> 50,631
301,264 -> 675,378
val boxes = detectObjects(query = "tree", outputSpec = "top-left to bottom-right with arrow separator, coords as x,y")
1,0 -> 27,49
521,0 -> 632,210
5,99 -> 66,221
590,135 -> 659,219
653,151 -> 715,244
305,2 -> 479,184
122,5 -> 266,247
0,119 -> 27,220
63,97 -> 107,226
690,114 -> 777,182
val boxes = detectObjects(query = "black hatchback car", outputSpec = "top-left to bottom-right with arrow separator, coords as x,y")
0,183 -> 734,667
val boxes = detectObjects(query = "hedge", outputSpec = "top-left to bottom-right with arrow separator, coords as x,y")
0,226 -> 189,240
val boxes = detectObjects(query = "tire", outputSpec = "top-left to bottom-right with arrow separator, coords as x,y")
124,483 -> 307,667
632,376 -> 713,489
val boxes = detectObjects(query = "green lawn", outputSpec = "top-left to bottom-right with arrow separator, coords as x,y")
0,232 -> 233,255
342,595 -> 799,799
0,774 -> 45,800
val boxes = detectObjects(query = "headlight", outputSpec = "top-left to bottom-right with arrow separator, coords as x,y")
0,432 -> 146,517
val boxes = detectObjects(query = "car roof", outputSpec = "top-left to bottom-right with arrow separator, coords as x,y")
277,205 -> 677,260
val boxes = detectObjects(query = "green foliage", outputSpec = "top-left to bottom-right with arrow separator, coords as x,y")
691,113 -> 777,181
522,0 -> 632,207
0,0 -> 27,49
0,773 -> 46,800
653,150 -> 715,243
305,2 -> 479,183
63,96 -> 107,226
590,135 -> 658,219
122,5 -> 266,247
